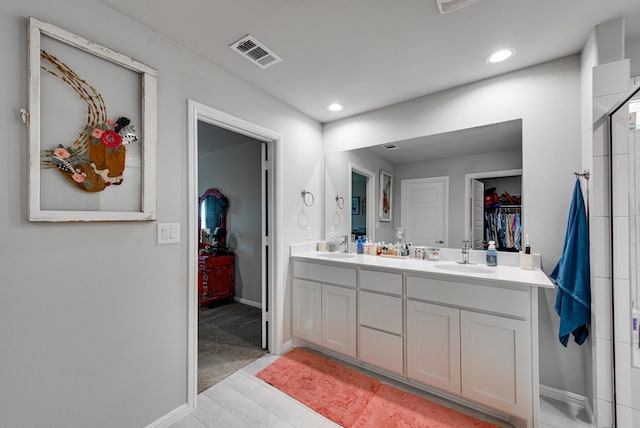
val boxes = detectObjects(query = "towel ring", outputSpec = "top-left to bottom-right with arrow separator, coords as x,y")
301,190 -> 315,207
335,195 -> 344,210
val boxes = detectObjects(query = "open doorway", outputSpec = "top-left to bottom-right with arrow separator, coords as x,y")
465,169 -> 522,251
187,101 -> 278,404
349,163 -> 375,242
196,121 -> 266,392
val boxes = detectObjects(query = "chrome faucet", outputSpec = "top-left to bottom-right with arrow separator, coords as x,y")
460,240 -> 471,264
340,235 -> 350,253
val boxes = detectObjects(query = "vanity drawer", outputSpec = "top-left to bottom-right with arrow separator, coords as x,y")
407,275 -> 529,319
359,291 -> 402,335
359,326 -> 403,376
293,261 -> 356,288
360,269 -> 402,295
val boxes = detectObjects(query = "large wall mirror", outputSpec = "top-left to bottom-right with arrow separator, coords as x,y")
324,119 -> 523,250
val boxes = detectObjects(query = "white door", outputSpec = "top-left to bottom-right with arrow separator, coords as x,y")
407,300 -> 461,395
471,179 -> 485,250
401,177 -> 448,247
460,310 -> 531,418
322,284 -> 356,358
292,279 -> 322,345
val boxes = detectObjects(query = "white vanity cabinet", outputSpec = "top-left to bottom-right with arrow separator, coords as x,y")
358,269 -> 403,375
460,310 -> 531,417
292,261 -> 357,358
290,252 -> 550,428
407,274 -> 533,426
406,300 -> 461,395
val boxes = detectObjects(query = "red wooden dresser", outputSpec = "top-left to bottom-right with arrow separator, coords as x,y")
198,252 -> 234,309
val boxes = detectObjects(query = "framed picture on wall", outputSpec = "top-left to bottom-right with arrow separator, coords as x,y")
352,196 -> 360,215
27,17 -> 158,222
379,170 -> 392,222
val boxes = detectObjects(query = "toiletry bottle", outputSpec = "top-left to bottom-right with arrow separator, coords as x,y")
363,237 -> 371,255
486,241 -> 498,267
524,235 -> 531,254
356,237 -> 364,254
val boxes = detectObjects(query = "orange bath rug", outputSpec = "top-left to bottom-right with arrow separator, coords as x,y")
352,384 -> 499,428
256,347 -> 380,426
256,347 -> 500,428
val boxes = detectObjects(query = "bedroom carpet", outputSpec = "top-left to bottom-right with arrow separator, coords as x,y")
198,301 -> 266,393
257,347 -> 500,428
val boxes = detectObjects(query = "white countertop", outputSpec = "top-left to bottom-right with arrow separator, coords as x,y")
292,251 -> 555,289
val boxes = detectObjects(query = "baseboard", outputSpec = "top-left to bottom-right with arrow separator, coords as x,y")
145,403 -> 191,428
233,296 -> 262,309
282,339 -> 294,353
539,384 -> 592,424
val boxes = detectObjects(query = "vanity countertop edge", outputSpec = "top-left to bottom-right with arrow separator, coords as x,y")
291,251 -> 554,289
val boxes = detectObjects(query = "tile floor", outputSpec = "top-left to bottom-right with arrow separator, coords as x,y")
171,353 -> 593,428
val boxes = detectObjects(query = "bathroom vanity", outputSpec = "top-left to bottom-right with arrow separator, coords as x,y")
290,249 -> 553,428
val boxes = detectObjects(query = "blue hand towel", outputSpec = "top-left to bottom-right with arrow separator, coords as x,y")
550,178 -> 591,346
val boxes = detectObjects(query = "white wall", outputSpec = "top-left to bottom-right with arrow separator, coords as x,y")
199,141 -> 263,305
0,1 -> 323,427
324,56 -> 586,395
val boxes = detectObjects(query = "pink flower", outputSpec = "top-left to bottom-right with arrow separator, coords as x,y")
92,128 -> 104,139
101,130 -> 123,148
53,148 -> 71,159
107,119 -> 115,127
72,172 -> 85,183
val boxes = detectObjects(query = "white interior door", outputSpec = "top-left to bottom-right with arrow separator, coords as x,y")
471,179 -> 485,250
401,177 -> 448,247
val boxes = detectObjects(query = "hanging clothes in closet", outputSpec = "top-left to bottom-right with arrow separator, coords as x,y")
485,208 -> 521,251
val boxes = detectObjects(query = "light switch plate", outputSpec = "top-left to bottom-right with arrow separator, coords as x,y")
157,223 -> 180,244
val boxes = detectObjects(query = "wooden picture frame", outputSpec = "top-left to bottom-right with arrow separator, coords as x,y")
379,170 -> 392,222
27,17 -> 158,222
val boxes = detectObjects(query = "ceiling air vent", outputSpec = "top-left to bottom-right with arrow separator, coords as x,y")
229,34 -> 282,69
435,0 -> 478,14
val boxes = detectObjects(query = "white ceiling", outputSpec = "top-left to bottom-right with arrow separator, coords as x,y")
367,119 -> 521,164
100,0 -> 640,124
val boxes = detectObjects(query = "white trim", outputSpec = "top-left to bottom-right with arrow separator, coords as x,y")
187,100 -> 282,411
282,339 -> 294,353
463,169 -> 522,242
539,384 -> 592,424
234,296 -> 262,309
145,403 -> 190,428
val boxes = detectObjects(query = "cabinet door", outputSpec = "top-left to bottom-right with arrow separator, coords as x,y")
322,284 -> 356,358
460,311 -> 531,418
292,279 -> 322,345
406,300 -> 461,395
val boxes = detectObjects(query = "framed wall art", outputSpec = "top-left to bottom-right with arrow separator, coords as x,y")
379,170 -> 392,222
27,17 -> 158,222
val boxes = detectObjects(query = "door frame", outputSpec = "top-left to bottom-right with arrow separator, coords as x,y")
187,100 -> 281,408
348,163 -> 375,240
463,169 -> 522,242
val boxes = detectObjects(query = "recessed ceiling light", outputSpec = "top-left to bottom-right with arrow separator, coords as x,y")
328,103 -> 343,112
486,48 -> 516,64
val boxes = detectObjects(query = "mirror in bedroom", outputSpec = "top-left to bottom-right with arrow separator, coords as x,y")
324,119 -> 523,251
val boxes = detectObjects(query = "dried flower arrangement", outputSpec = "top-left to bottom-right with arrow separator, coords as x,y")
40,49 -> 138,192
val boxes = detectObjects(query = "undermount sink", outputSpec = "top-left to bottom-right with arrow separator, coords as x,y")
320,252 -> 356,259
435,263 -> 495,274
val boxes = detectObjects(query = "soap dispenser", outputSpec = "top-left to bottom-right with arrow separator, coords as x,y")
486,241 -> 498,267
